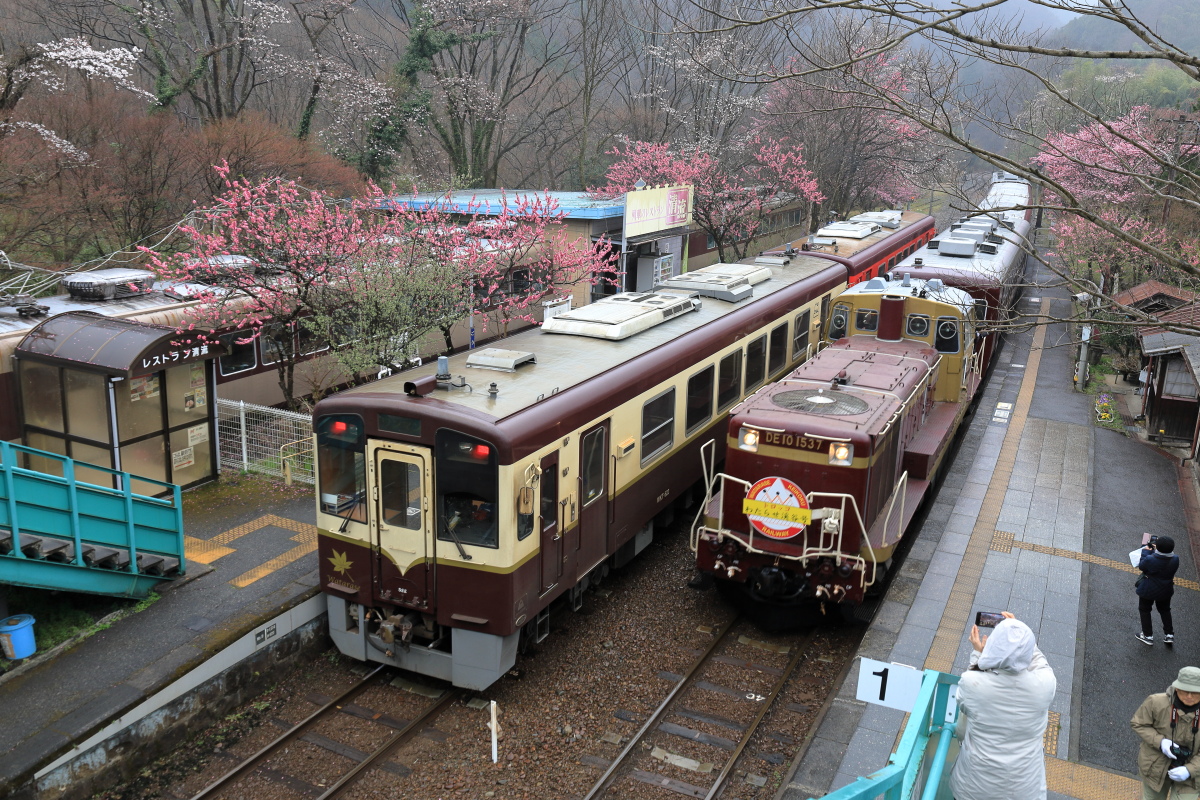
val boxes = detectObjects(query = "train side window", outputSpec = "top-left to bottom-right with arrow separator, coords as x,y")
829,304 -> 850,340
582,428 -> 606,502
686,366 -> 715,434
218,330 -> 257,376
935,317 -> 960,353
974,298 -> 989,321
855,309 -> 878,332
792,311 -> 811,361
717,350 -> 743,411
745,336 -> 767,392
540,467 -> 558,533
641,388 -> 676,465
261,323 -> 292,366
906,314 -> 931,338
299,324 -> 329,356
768,324 -> 788,376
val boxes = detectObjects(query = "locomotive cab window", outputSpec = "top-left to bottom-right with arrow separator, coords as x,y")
317,415 -> 366,521
855,309 -> 878,332
686,366 -> 715,434
717,350 -> 743,411
906,314 -> 931,338
641,388 -> 676,465
436,430 -> 499,549
935,317 -> 961,353
792,311 -> 811,361
768,323 -> 788,376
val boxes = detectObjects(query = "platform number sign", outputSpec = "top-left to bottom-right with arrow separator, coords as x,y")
856,658 -> 925,712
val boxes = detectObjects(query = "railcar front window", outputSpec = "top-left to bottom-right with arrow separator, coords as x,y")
379,459 -> 422,529
436,430 -> 499,549
317,415 -> 366,522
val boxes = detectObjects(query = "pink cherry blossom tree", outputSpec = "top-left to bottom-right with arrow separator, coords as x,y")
146,168 -> 616,408
595,137 -> 822,263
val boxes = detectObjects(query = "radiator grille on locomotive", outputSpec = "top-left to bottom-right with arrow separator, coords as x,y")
772,390 -> 870,415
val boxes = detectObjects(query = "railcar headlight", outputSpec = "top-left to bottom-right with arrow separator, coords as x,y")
829,442 -> 853,465
738,427 -> 760,452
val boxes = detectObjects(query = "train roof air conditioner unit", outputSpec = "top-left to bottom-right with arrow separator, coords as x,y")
937,237 -> 979,257
61,269 -> 155,300
541,290 -> 701,340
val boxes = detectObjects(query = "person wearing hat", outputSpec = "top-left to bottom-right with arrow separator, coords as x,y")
950,613 -> 1057,800
1133,666 -> 1200,799
1136,535 -> 1180,646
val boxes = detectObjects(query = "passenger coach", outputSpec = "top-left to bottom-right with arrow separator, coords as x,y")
312,256 -> 848,688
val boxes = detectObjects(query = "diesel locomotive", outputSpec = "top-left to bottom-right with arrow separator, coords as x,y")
690,174 -> 1033,622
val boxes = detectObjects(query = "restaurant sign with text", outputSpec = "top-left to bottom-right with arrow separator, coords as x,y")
133,340 -> 226,376
623,185 -> 694,240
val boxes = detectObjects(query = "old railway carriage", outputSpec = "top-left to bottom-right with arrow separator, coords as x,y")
762,210 -> 936,287
312,256 -> 847,689
692,276 -> 983,624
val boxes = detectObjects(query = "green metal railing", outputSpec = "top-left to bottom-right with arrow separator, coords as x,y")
814,670 -> 960,800
0,441 -> 185,597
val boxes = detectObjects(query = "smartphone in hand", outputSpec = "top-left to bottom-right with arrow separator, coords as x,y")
975,611 -> 1005,628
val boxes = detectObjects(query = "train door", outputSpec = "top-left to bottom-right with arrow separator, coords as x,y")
539,451 -> 562,595
577,422 -> 609,578
371,444 -> 433,605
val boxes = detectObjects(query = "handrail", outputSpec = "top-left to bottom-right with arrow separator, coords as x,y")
813,670 -> 960,800
280,436 -> 315,486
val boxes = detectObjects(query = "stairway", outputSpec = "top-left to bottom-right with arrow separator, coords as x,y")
0,441 -> 185,598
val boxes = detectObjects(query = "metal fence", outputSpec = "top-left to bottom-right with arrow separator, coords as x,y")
216,399 -> 314,484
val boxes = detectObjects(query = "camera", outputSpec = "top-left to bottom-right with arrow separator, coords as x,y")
1171,743 -> 1193,768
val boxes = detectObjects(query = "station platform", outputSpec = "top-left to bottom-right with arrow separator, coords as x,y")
0,480 -> 322,796
782,251 -> 1200,798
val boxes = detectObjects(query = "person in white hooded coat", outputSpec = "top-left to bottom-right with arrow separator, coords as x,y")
950,614 -> 1058,800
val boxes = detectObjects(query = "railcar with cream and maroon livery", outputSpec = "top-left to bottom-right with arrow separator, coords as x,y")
312,255 -> 849,689
760,209 -> 935,287
690,174 -> 1033,624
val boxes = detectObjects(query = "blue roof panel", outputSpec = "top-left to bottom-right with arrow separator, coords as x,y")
380,190 -> 624,220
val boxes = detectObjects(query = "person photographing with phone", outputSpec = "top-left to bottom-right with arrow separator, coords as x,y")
1136,534 -> 1179,646
1132,666 -> 1200,800
950,611 -> 1057,800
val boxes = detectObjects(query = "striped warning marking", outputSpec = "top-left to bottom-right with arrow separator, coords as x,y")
184,514 -> 317,587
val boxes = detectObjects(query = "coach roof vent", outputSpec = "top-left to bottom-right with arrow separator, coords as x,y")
850,210 -> 902,229
658,262 -> 771,302
938,237 -> 979,257
815,220 -> 882,239
541,290 -> 701,340
61,268 -> 155,301
465,348 -> 536,372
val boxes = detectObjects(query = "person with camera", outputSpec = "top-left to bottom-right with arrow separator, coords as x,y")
1136,535 -> 1179,646
950,612 -> 1057,800
1132,666 -> 1200,799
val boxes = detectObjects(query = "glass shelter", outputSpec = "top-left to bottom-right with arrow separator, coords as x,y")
13,311 -> 224,494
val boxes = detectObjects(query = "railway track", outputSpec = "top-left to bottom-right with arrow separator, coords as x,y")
583,616 -> 818,800
191,664 -> 460,800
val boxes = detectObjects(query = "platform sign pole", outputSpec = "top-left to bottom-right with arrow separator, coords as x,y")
488,700 -> 500,763
239,400 -> 249,471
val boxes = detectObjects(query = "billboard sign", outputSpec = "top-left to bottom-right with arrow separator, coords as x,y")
623,185 -> 694,240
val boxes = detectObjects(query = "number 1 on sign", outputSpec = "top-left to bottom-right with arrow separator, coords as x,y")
856,657 -> 925,712
873,667 -> 889,701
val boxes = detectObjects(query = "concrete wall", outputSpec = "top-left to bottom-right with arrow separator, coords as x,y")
23,616 -> 330,800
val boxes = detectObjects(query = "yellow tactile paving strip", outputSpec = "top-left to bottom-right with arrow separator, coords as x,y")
184,514 -> 317,588
993,533 -> 1200,592
1044,710 -> 1060,754
920,300 -> 1142,796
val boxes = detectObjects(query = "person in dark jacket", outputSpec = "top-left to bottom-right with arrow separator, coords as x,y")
1136,535 -> 1180,646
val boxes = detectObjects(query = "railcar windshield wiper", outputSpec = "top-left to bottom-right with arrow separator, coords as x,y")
441,510 -> 472,561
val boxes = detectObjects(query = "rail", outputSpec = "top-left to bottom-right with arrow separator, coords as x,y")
813,670 -> 960,800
